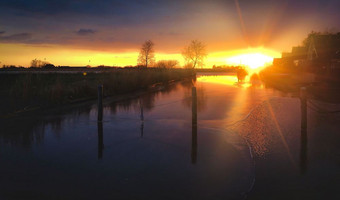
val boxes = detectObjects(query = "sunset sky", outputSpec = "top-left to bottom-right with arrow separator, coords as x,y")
0,0 -> 339,67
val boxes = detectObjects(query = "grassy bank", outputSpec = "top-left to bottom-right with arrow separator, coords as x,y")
259,65 -> 313,92
259,73 -> 301,92
260,66 -> 340,103
0,68 -> 195,115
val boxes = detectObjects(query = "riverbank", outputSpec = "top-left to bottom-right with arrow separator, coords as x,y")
260,70 -> 340,103
0,68 -> 195,117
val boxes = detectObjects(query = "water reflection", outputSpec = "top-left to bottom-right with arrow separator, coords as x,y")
300,94 -> 308,174
0,105 -> 93,148
250,73 -> 262,87
140,99 -> 144,138
191,77 -> 292,165
191,87 -> 198,164
108,80 -> 193,114
1,74 -> 339,199
182,85 -> 207,112
140,121 -> 144,138
195,75 -> 296,159
98,121 -> 104,159
0,80 -> 194,148
231,102 -> 274,156
300,123 -> 308,175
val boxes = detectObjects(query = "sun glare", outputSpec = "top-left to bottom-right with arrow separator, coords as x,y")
226,53 -> 274,69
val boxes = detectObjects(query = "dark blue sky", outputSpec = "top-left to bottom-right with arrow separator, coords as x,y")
0,0 -> 339,52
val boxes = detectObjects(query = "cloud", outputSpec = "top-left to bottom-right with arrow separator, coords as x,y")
0,0 -> 339,52
76,29 -> 96,36
0,0 -> 126,16
0,33 -> 32,42
0,0 -> 71,15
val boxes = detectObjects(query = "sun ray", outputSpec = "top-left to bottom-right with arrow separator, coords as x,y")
265,100 -> 297,169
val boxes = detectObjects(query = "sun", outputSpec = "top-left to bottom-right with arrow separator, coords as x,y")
226,53 -> 274,69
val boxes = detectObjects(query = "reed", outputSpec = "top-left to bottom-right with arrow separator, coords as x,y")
0,68 -> 195,114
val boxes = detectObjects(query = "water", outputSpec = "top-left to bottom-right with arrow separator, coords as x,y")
1,74 -> 339,200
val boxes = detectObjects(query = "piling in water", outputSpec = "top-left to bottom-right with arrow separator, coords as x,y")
191,86 -> 197,164
98,121 -> 104,159
300,87 -> 307,133
300,87 -> 308,174
98,85 -> 103,122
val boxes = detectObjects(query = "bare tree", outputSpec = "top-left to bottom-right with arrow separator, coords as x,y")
137,40 -> 155,68
182,40 -> 207,69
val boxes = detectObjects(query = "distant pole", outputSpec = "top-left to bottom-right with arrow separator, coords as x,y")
191,86 -> 197,164
98,85 -> 103,122
300,87 -> 307,174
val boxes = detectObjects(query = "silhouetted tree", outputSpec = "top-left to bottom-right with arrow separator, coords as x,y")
182,40 -> 207,69
302,31 -> 322,48
137,40 -> 155,68
301,31 -> 340,48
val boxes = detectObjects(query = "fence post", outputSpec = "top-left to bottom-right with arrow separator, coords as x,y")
98,85 -> 103,122
300,87 -> 307,174
191,86 -> 197,164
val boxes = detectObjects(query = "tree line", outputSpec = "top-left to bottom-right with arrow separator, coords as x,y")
137,39 -> 207,69
1,40 -> 207,69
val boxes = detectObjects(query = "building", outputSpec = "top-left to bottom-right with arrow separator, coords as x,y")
306,33 -> 340,81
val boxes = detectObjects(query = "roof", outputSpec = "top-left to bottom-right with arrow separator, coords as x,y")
291,46 -> 307,58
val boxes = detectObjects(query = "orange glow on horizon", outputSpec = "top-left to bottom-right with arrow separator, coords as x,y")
206,47 -> 280,69
223,47 -> 280,69
0,44 -> 280,68
226,53 -> 273,69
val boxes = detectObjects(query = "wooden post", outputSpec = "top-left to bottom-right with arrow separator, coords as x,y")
300,87 -> 307,133
140,99 -> 144,138
191,86 -> 197,164
98,121 -> 104,159
300,87 -> 307,174
98,85 -> 103,122
140,99 -> 144,121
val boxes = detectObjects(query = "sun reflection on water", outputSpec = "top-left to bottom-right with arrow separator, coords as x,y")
195,74 -> 276,157
197,75 -> 252,88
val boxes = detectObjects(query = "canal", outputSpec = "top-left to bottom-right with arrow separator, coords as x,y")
0,73 -> 339,199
